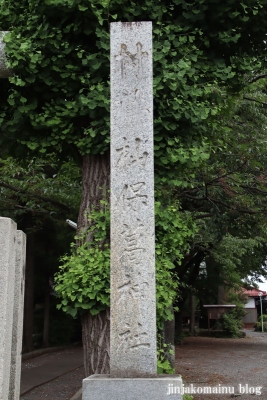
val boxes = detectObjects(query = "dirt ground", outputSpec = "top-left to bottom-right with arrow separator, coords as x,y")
20,330 -> 267,399
21,366 -> 84,399
175,330 -> 266,399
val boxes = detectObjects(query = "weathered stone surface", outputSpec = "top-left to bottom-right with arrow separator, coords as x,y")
83,20 -> 183,400
110,21 -> 156,378
83,375 -> 183,400
9,230 -> 26,400
0,218 -> 17,399
0,31 -> 11,78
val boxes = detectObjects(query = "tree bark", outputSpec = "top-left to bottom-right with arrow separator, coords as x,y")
42,275 -> 50,348
175,310 -> 184,342
77,152 -> 110,238
218,285 -> 226,304
175,250 -> 205,339
77,153 -> 110,376
162,306 -> 175,368
81,309 -> 110,377
190,293 -> 195,336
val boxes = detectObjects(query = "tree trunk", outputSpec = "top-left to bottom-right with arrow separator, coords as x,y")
77,153 -> 110,376
42,275 -> 50,348
218,285 -> 226,304
162,306 -> 175,369
77,152 -> 110,237
190,293 -> 195,336
175,310 -> 184,343
175,250 -> 205,342
81,309 -> 110,377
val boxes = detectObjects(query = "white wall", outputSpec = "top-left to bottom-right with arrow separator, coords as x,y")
244,297 -> 255,309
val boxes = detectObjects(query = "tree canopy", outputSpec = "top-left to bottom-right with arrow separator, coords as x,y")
0,0 -> 267,159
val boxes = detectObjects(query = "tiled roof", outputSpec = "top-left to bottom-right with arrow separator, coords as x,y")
243,288 -> 267,297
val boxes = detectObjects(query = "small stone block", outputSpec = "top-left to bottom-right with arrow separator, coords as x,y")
82,374 -> 183,400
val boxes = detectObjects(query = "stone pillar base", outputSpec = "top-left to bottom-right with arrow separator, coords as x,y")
82,374 -> 183,400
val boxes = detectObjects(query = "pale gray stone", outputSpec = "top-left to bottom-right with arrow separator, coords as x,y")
0,218 -> 17,399
83,375 -> 183,400
110,21 -> 156,378
9,230 -> 26,400
83,21 -> 183,400
0,31 -> 11,78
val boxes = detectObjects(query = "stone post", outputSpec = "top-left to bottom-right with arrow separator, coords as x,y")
83,21 -> 182,400
9,230 -> 26,400
0,31 -> 11,78
110,21 -> 156,378
0,218 -> 26,400
0,218 -> 17,399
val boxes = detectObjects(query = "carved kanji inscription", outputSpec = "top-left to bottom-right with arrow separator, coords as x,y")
110,22 -> 156,377
118,322 -> 150,352
115,137 -> 149,169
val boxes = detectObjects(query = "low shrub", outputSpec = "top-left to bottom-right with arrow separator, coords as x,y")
222,306 -> 246,338
254,315 -> 267,332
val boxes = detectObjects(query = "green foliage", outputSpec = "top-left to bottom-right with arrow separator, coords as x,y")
157,335 -> 175,374
55,199 -> 197,323
55,205 -> 110,317
1,0 -> 267,165
254,314 -> 267,332
257,314 -> 267,322
222,306 -> 246,338
254,322 -> 267,332
55,242 -> 110,317
185,75 -> 267,310
155,200 -> 197,262
0,155 -> 81,219
221,313 -> 239,337
211,234 -> 265,287
155,199 -> 197,326
157,354 -> 174,375
183,395 -> 194,400
1,1 -> 267,236
2,0 -> 267,345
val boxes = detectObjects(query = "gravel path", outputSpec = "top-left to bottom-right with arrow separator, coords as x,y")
20,366 -> 84,400
20,330 -> 267,399
20,347 -> 84,400
175,330 -> 267,399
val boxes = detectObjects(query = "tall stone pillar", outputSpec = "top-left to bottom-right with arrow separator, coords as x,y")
83,22 -> 182,400
0,218 -> 17,399
9,230 -> 26,400
0,218 -> 26,400
110,21 -> 156,378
